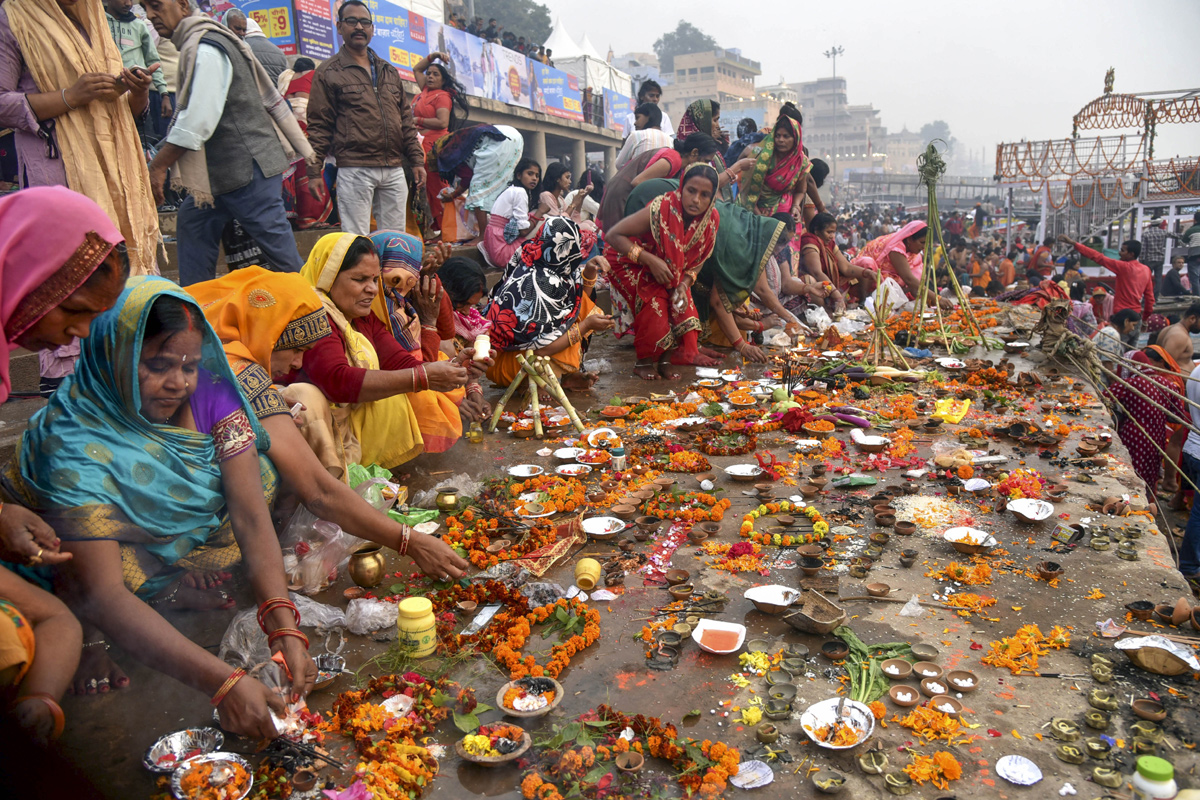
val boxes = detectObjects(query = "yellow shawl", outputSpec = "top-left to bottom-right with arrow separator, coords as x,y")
301,233 -> 423,468
6,0 -> 160,275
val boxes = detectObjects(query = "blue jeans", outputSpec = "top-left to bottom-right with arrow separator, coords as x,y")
176,163 -> 303,286
1180,452 -> 1200,575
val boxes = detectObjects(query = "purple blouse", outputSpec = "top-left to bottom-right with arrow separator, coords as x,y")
0,6 -> 68,188
190,370 -> 257,462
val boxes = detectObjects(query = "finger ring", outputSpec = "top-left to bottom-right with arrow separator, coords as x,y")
28,548 -> 44,566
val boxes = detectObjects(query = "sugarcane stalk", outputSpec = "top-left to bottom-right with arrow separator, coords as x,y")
536,357 -> 587,433
488,368 -> 527,432
519,350 -> 543,438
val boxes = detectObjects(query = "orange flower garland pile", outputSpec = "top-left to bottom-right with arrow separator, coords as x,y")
904,751 -> 963,789
442,511 -> 557,569
739,501 -> 828,545
494,597 -> 602,680
507,475 -> 587,514
642,491 -> 731,523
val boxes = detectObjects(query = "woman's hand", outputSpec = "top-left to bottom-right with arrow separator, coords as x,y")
217,676 -> 283,741
736,342 -> 768,363
407,530 -> 469,580
275,639 -> 317,703
12,699 -> 57,745
65,73 -> 123,106
422,243 -> 451,274
830,290 -> 847,314
582,313 -> 614,335
643,253 -> 674,286
423,360 -> 469,392
412,275 -> 443,326
584,255 -> 609,278
670,285 -> 691,314
0,504 -> 70,566
460,391 -> 490,422
460,351 -> 493,382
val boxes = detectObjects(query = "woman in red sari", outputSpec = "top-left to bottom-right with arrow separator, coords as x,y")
413,54 -> 468,238
1107,345 -> 1187,495
605,165 -> 722,380
798,211 -> 876,311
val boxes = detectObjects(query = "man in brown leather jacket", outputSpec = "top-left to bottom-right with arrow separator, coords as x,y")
306,0 -> 427,235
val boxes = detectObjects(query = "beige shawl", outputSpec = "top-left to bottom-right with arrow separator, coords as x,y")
6,0 -> 160,275
171,13 -> 313,206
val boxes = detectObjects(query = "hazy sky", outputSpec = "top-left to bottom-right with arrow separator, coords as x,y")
539,0 -> 1200,170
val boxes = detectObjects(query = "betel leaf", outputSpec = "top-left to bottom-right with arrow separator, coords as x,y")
430,690 -> 451,708
388,583 -> 406,594
473,703 -> 494,716
453,711 -> 480,732
583,765 -> 610,783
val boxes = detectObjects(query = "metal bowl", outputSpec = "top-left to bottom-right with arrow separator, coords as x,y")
170,752 -> 252,799
143,727 -> 224,773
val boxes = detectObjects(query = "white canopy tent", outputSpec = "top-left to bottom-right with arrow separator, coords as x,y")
391,0 -> 443,23
543,17 -> 633,96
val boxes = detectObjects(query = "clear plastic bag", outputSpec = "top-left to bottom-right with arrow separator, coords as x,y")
217,593 -> 347,669
345,597 -> 399,635
281,478 -> 400,594
898,595 -> 925,617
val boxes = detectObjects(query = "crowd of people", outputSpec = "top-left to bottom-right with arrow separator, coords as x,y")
3,0 -> 1200,780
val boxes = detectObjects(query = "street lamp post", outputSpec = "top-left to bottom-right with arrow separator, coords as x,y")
823,45 -> 844,179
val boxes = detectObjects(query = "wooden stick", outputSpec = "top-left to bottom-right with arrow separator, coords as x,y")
537,357 -> 587,433
519,350 -> 543,439
839,595 -> 958,611
488,368 -> 527,432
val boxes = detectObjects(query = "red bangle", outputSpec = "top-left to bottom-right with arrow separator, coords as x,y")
211,668 -> 247,707
257,597 -> 300,633
267,627 -> 310,650
399,526 -> 412,556
12,693 -> 65,739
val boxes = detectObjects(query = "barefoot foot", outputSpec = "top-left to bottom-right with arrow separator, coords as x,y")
70,643 -> 130,696
697,345 -> 726,360
561,371 -> 599,391
634,363 -> 661,381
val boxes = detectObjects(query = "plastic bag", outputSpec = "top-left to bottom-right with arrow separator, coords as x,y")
832,318 -> 868,336
291,593 -> 347,631
281,477 -> 399,594
412,473 -> 484,510
802,305 -> 832,334
521,582 -> 567,607
583,358 -> 613,375
345,597 -> 399,634
898,595 -> 925,617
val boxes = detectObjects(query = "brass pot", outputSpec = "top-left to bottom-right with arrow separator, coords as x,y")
348,544 -> 386,588
435,489 -> 459,513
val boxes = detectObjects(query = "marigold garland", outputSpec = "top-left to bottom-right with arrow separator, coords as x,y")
980,623 -> 1071,675
904,751 -> 963,789
926,559 -> 993,585
739,500 -> 828,545
642,491 -> 731,523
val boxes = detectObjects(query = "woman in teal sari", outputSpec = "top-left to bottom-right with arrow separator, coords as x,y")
611,178 -> 804,364
4,277 -> 314,739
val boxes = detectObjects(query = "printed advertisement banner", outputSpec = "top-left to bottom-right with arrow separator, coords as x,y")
423,19 -> 475,95
366,2 -> 428,81
602,88 -> 634,133
294,0 -> 335,59
531,64 -> 582,122
481,42 -> 530,110
218,0 -> 297,54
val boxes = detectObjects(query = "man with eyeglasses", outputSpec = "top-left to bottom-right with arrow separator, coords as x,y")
306,0 -> 427,235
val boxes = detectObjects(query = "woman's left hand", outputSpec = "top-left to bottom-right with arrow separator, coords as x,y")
413,275 -> 443,326
460,391 -> 490,422
275,638 -> 317,702
0,504 -> 71,566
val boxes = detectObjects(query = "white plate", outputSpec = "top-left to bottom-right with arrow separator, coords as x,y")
1006,498 -> 1053,521
507,464 -> 544,478
587,428 -> 617,447
729,760 -> 774,789
995,754 -> 1042,786
662,416 -> 707,429
744,585 -> 800,608
724,464 -> 765,478
794,439 -> 822,452
800,698 -> 876,750
696,379 -> 723,388
412,521 -> 440,535
554,447 -> 586,460
517,507 -> 555,519
556,464 -> 593,477
692,619 -> 746,654
935,357 -> 966,369
719,370 -> 742,380
943,527 -> 997,547
581,516 -> 626,537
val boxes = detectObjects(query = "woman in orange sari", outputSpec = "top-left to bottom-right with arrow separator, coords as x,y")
605,164 -> 722,380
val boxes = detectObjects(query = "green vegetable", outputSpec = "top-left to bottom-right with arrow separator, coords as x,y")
833,626 -> 912,703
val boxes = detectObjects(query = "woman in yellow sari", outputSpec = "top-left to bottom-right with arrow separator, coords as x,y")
188,266 -> 471,580
283,233 -> 472,475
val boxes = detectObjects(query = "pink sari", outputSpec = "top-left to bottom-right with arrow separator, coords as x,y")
852,220 -> 927,296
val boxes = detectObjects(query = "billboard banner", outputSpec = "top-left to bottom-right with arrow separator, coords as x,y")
363,2 -> 428,81
481,42 -> 529,110
602,88 -> 633,132
531,64 -> 582,122
214,0 -> 297,54
423,19 -> 475,95
294,0 -> 335,58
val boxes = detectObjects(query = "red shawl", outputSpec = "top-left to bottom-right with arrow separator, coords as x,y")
647,171 -> 720,287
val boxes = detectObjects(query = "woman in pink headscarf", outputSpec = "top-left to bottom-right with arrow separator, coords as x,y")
853,220 -> 943,307
0,186 -> 127,742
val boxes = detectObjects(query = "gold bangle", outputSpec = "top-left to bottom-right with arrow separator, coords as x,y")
626,243 -> 642,263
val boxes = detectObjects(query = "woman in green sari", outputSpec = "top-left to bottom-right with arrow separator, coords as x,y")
612,178 -> 804,363
4,277 -> 314,739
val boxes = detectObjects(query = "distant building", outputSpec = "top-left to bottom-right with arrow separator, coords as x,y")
885,127 -> 926,174
660,48 -> 761,135
788,77 -> 887,177
612,51 -> 660,89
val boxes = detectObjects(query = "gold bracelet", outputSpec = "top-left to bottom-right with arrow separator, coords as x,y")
626,243 -> 642,263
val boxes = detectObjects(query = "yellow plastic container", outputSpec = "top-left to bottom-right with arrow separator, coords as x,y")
575,558 -> 602,590
396,597 -> 437,657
